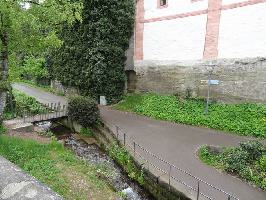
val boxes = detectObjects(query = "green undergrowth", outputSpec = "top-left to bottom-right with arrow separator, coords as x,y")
4,90 -> 47,120
0,135 -> 117,200
114,94 -> 266,138
198,141 -> 266,190
108,143 -> 145,185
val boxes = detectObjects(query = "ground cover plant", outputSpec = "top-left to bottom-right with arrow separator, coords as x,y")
114,94 -> 266,137
108,143 -> 145,186
0,135 -> 117,200
198,141 -> 266,190
4,90 -> 47,120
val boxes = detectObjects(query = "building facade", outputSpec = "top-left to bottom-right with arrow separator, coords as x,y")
127,0 -> 266,102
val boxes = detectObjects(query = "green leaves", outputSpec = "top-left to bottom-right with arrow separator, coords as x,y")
199,142 -> 266,190
22,56 -> 49,80
68,95 -> 100,127
115,94 -> 266,138
51,0 -> 135,102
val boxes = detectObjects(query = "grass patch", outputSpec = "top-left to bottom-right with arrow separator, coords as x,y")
114,94 -> 266,137
198,141 -> 266,190
0,135 -> 117,200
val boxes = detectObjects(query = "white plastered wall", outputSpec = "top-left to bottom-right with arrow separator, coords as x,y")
144,0 -> 208,19
143,14 -> 207,60
218,3 -> 266,58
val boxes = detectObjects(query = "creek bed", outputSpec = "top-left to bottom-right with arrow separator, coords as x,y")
50,124 -> 154,200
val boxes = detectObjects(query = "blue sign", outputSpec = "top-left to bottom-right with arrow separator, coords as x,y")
208,80 -> 220,85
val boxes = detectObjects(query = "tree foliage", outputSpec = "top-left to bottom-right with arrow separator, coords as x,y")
51,0 -> 135,102
0,0 -> 83,121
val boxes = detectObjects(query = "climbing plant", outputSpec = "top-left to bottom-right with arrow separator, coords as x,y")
51,0 -> 135,102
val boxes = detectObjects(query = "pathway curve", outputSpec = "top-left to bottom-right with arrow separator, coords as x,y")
13,83 -> 266,200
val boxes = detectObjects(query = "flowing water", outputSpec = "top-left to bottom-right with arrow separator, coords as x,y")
46,123 -> 154,200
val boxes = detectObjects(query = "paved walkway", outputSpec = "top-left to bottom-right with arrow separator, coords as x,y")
13,83 -> 266,200
0,156 -> 63,200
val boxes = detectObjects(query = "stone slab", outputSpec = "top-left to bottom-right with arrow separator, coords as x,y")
0,156 -> 63,200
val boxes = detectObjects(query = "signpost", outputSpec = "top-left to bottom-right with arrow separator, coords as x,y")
204,79 -> 220,114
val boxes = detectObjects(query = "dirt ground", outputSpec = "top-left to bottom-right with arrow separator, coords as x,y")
7,129 -> 52,144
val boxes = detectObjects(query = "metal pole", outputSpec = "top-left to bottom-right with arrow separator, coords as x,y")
205,80 -> 210,115
133,141 -> 136,157
197,181 -> 200,200
23,112 -> 25,123
63,105 -> 66,116
168,165 -> 172,191
123,133 -> 126,146
228,195 -> 231,200
116,126 -> 119,139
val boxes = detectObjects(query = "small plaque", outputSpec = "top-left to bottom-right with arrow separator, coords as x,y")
208,80 -> 220,85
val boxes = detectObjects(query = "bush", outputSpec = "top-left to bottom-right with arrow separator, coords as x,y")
68,95 -> 99,127
239,140 -> 265,161
199,141 -> 266,190
223,148 -> 249,173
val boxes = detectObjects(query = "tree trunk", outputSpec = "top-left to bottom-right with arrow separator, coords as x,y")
0,31 -> 8,122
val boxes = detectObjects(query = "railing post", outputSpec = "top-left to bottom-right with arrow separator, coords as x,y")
116,126 -> 119,139
168,165 -> 172,191
23,111 -> 25,123
63,105 -> 66,116
197,181 -> 200,200
133,141 -> 136,157
123,133 -> 126,146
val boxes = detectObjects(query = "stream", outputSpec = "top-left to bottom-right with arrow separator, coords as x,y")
37,122 -> 154,200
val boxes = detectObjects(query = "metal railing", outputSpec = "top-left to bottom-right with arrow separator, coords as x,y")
5,102 -> 68,125
102,119 -> 239,200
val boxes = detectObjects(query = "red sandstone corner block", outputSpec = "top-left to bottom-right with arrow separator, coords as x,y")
135,0 -> 144,60
203,0 -> 222,60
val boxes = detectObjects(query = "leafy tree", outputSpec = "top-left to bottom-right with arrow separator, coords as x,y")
0,0 -> 82,122
52,0 -> 135,102
22,56 -> 49,82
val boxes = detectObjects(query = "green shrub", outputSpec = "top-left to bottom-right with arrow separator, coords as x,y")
198,141 -> 266,190
239,140 -> 265,161
223,148 -> 249,173
258,155 -> 266,170
68,95 -> 99,127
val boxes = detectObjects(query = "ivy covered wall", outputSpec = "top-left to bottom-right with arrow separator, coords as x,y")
51,0 -> 135,102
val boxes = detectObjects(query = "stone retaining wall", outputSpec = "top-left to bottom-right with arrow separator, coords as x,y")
134,58 -> 266,103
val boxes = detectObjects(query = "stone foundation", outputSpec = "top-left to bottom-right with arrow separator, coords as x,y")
134,58 -> 266,103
